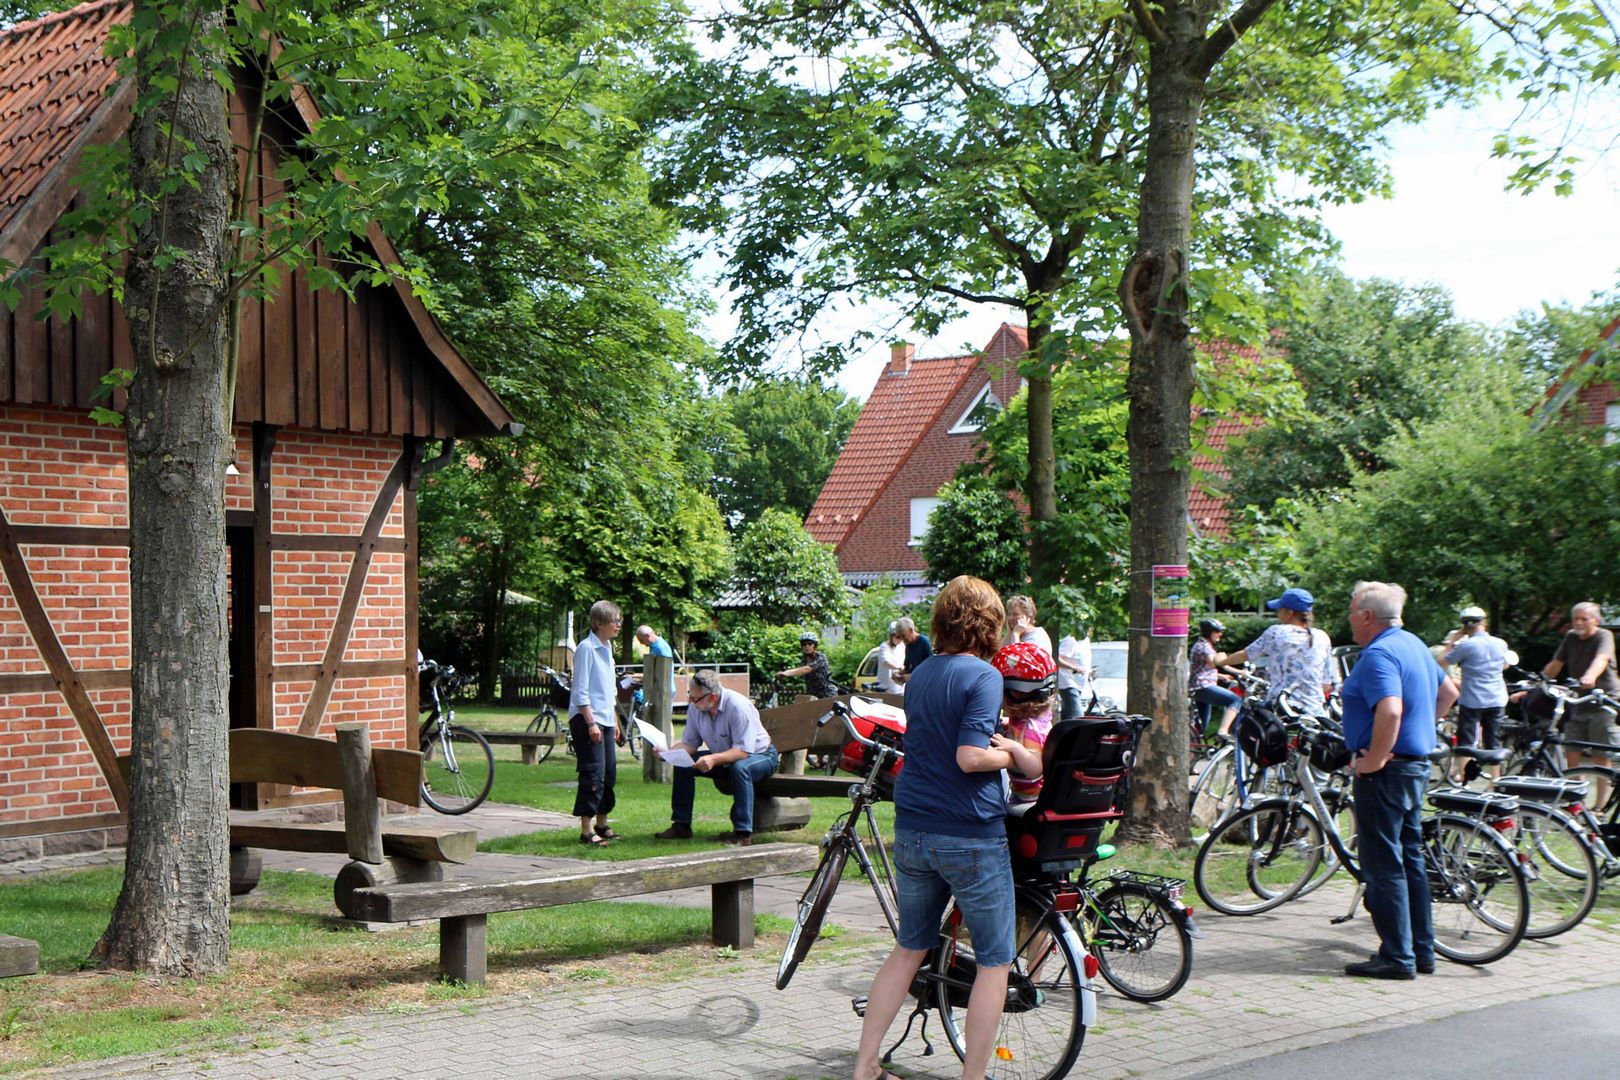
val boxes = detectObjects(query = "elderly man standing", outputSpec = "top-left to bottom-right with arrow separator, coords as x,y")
1544,601 -> 1620,807
1341,581 -> 1459,980
654,669 -> 780,846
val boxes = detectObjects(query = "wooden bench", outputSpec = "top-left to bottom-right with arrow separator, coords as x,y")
122,724 -> 478,904
0,935 -> 38,978
336,842 -> 819,984
470,729 -> 563,765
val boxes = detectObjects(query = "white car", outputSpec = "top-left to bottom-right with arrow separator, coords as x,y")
1086,640 -> 1129,712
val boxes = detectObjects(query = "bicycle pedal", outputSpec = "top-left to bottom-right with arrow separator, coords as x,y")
851,995 -> 868,1017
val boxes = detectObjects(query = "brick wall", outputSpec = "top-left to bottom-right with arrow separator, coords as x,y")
838,328 -> 1026,574
0,406 -> 411,843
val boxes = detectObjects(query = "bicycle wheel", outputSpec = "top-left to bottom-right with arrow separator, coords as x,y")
525,705 -> 559,763
1426,814 -> 1529,965
1088,882 -> 1192,1003
1189,746 -> 1238,833
775,842 -> 848,990
934,896 -> 1086,1080
1563,765 -> 1620,825
1194,800 -> 1322,916
624,702 -> 644,761
1512,802 -> 1599,939
1292,777 -> 1354,899
419,725 -> 495,814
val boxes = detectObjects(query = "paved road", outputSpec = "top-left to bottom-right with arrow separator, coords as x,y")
32,803 -> 1620,1078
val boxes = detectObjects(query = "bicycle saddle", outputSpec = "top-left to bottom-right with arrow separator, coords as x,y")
1492,774 -> 1590,803
1427,787 -> 1519,817
1449,745 -> 1511,765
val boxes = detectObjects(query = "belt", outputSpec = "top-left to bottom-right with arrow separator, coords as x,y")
1388,753 -> 1425,762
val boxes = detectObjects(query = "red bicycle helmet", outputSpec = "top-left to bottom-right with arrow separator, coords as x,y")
992,642 -> 1057,695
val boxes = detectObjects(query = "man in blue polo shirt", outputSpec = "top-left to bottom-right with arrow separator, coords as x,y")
1340,581 -> 1459,980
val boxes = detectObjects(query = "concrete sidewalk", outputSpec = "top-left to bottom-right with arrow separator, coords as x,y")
35,808 -> 1620,1079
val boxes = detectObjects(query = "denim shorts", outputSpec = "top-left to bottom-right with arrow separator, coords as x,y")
892,828 -> 1016,967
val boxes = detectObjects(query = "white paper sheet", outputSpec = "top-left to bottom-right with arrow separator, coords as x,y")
659,746 -> 696,768
634,716 -> 669,751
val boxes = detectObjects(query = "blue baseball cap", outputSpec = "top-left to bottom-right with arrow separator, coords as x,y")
1266,587 -> 1314,613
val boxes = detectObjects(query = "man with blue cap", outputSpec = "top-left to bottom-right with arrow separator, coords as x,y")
1221,586 -> 1335,717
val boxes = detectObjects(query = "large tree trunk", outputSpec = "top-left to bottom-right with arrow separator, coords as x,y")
94,2 -> 234,975
1024,316 -> 1058,590
1116,10 -> 1208,849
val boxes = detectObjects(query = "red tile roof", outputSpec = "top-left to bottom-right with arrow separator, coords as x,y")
0,1 -> 128,250
1190,340 -> 1272,538
806,346 -> 984,548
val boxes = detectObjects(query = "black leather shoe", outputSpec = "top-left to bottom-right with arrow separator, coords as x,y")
1344,957 -> 1415,980
1416,959 -> 1436,975
654,824 -> 693,840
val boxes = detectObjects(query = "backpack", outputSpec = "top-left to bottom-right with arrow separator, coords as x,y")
1235,703 -> 1289,768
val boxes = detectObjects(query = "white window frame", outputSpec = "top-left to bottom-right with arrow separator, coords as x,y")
909,497 -> 943,547
948,384 -> 1000,434
1606,403 -> 1620,446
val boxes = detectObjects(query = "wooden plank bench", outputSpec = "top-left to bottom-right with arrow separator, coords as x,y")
752,692 -> 906,824
337,843 -> 819,984
471,729 -> 563,765
123,724 -> 478,905
755,773 -> 857,800
0,935 -> 39,978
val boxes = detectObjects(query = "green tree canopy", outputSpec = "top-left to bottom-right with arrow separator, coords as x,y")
1225,270 -> 1503,511
709,378 -> 861,527
920,477 -> 1030,598
731,508 -> 850,626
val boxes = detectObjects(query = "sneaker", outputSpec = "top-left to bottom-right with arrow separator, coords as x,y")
654,824 -> 693,840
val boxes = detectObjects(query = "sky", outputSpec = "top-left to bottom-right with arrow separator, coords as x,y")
699,101 -> 1620,404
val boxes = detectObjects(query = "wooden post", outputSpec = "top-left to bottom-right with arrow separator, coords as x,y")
441,914 -> 488,984
711,879 -> 754,949
336,722 -> 384,864
643,653 -> 674,783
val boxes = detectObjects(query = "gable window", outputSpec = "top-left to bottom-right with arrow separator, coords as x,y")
909,497 -> 942,547
948,384 -> 1001,434
1607,404 -> 1620,446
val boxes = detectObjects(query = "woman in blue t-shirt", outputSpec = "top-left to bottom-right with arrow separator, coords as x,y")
853,576 -> 1043,1080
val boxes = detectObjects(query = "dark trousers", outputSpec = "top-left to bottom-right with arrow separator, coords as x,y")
1060,687 -> 1085,721
569,713 -> 616,819
1353,760 -> 1434,971
1455,704 -> 1504,749
671,747 -> 779,833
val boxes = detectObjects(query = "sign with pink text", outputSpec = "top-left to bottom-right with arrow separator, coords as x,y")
1151,564 -> 1190,637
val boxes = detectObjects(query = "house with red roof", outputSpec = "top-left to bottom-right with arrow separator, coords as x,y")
1536,314 -> 1620,434
805,325 -> 1026,601
0,0 -> 513,860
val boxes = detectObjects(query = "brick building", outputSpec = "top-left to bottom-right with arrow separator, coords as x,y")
806,324 -> 1026,601
0,1 -> 514,861
1539,314 -> 1620,435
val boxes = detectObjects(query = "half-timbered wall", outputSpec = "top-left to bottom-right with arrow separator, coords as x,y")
0,406 -> 412,859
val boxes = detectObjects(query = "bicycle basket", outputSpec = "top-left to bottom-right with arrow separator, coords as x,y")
1235,704 -> 1289,768
837,702 -> 906,794
545,674 -> 572,709
1307,730 -> 1352,774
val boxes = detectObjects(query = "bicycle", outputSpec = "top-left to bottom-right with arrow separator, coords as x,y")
1081,867 -> 1197,1003
778,699 -> 1157,1078
525,664 -> 571,762
417,660 -> 495,815
1194,715 -> 1531,965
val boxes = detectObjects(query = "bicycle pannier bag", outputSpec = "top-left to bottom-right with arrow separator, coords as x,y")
1235,705 -> 1288,768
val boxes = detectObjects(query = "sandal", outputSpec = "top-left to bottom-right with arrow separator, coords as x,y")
579,833 -> 611,848
594,827 -> 622,842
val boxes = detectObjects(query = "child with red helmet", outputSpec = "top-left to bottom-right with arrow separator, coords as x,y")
992,641 -> 1057,805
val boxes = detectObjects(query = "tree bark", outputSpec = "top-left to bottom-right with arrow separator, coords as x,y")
94,2 -> 234,975
1024,316 -> 1058,590
1116,7 -> 1209,849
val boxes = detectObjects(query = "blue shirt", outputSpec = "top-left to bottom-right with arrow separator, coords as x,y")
681,687 -> 773,755
1444,633 -> 1509,709
893,653 -> 1006,839
570,633 -> 617,729
1340,626 -> 1440,757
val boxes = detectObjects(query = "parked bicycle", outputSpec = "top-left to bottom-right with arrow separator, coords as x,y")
1194,713 -> 1530,965
525,664 -> 571,763
778,698 -> 1160,1079
616,674 -> 646,761
417,659 -> 495,815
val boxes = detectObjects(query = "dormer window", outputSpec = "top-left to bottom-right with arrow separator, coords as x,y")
949,384 -> 1000,434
